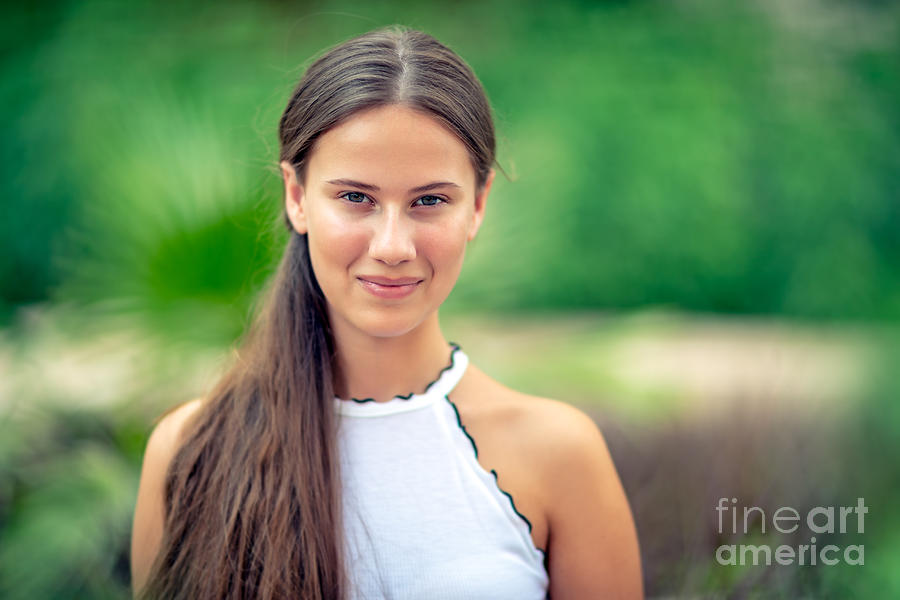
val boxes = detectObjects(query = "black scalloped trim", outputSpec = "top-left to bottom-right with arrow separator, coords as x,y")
444,394 -> 548,558
343,342 -> 461,404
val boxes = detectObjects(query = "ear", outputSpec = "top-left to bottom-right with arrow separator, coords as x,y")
280,160 -> 307,234
468,168 -> 494,242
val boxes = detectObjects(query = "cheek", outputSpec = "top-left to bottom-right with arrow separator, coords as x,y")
307,208 -> 368,280
418,218 -> 469,277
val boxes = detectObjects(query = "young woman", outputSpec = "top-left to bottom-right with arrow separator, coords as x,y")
130,26 -> 642,599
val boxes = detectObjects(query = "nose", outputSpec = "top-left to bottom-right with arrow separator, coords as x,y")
368,207 -> 416,266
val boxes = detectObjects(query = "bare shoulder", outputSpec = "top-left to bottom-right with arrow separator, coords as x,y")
489,385 -> 620,512
148,397 -> 206,452
459,363 -> 610,473
460,365 -> 643,598
456,365 -> 621,513
517,395 -> 616,488
511,394 -> 643,598
139,397 -> 207,480
514,391 -> 602,448
130,397 -> 206,596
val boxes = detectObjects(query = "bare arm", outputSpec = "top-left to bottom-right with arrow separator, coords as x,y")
543,404 -> 643,599
129,399 -> 203,597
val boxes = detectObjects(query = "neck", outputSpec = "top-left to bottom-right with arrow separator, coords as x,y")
331,312 -> 454,402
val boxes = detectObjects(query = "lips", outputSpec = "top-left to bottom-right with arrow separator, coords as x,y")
357,275 -> 423,286
357,275 -> 423,299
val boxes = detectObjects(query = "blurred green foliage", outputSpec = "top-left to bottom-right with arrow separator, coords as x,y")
0,400 -> 144,599
2,0 -> 899,336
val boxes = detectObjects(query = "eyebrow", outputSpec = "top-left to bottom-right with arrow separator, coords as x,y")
325,178 -> 462,194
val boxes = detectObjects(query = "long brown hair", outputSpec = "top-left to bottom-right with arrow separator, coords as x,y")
139,25 -> 496,599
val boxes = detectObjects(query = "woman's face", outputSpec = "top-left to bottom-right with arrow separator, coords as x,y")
280,104 -> 493,339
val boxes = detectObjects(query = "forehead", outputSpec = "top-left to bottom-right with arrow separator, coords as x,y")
306,105 -> 476,192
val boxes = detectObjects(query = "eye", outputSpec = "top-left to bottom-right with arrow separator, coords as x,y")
413,195 -> 446,207
339,191 -> 371,204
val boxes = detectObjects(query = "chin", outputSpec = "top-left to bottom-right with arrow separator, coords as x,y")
360,315 -> 425,339
333,303 -> 427,339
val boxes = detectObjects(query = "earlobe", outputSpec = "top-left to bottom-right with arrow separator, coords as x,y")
468,168 -> 494,242
280,160 -> 307,235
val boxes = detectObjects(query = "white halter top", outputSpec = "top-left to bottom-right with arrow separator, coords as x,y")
333,344 -> 550,599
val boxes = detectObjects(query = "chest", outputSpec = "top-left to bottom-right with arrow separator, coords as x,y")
336,399 -> 549,598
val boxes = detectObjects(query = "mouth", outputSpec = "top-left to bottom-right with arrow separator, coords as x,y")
358,275 -> 423,285
357,276 -> 423,299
